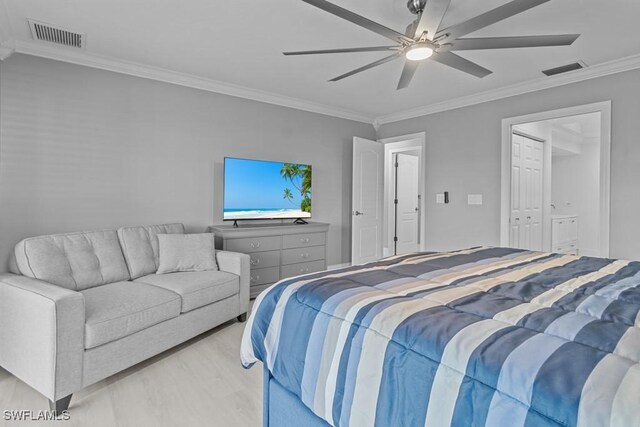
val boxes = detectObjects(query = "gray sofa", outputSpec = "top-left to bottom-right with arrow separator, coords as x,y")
0,223 -> 249,412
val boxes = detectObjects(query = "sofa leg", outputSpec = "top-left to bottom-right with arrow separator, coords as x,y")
237,312 -> 247,322
49,394 -> 72,413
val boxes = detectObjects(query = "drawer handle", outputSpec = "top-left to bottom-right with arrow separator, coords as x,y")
300,267 -> 310,273
250,275 -> 260,283
250,242 -> 261,249
300,253 -> 310,259
250,258 -> 261,266
300,237 -> 310,243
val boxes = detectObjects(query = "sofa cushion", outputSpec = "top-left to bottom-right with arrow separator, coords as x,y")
135,271 -> 239,313
12,230 -> 130,291
117,223 -> 185,279
82,281 -> 181,349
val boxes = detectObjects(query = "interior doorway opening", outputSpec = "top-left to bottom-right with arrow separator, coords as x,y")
501,102 -> 611,257
380,133 -> 426,257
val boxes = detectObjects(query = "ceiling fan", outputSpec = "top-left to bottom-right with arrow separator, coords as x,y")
283,0 -> 580,89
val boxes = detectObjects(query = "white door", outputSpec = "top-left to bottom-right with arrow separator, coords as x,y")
352,137 -> 383,265
395,153 -> 420,255
510,133 -> 543,251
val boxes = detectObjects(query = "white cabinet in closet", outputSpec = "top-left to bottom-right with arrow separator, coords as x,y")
551,215 -> 578,255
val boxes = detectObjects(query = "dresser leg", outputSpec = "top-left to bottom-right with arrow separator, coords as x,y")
237,312 -> 247,322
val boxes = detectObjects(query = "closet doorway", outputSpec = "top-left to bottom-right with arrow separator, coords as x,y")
501,102 -> 611,257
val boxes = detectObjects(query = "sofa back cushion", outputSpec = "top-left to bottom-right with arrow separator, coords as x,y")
117,223 -> 185,279
12,230 -> 131,291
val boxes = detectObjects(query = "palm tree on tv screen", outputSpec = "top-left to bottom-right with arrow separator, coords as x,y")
281,163 -> 312,213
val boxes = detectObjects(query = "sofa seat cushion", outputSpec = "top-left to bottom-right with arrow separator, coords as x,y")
135,271 -> 239,313
82,281 -> 181,349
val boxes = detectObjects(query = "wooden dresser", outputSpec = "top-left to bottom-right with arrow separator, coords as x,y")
209,222 -> 330,298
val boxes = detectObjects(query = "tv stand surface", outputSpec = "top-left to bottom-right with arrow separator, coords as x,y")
209,222 -> 329,298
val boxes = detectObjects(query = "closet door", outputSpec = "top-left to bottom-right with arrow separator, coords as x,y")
510,133 -> 544,251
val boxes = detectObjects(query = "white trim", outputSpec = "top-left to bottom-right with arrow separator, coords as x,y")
376,54 -> 640,125
0,42 -> 14,60
379,133 -> 427,256
327,263 -> 351,270
11,39 -> 374,124
500,101 -> 611,257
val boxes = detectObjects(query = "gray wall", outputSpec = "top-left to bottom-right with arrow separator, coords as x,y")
0,54 -> 375,271
378,68 -> 640,260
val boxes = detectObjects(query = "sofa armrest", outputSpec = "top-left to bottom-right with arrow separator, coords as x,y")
216,251 -> 250,313
0,274 -> 85,401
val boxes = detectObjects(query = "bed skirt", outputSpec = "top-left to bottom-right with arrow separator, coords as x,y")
263,367 -> 330,427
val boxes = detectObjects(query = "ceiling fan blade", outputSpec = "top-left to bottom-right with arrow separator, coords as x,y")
397,60 -> 420,90
284,46 -> 400,56
329,52 -> 402,82
414,0 -> 451,40
436,0 -> 551,42
431,51 -> 492,78
302,0 -> 412,44
452,34 -> 579,50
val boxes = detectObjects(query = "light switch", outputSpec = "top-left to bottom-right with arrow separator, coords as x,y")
436,193 -> 445,204
468,194 -> 483,205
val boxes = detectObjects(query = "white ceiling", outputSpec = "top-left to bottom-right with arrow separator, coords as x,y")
2,0 -> 640,122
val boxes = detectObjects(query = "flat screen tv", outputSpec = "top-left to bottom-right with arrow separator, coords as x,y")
223,157 -> 312,222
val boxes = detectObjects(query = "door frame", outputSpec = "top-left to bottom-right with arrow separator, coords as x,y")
500,101 -> 612,257
378,132 -> 426,257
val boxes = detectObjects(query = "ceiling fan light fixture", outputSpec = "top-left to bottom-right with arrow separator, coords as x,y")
405,43 -> 434,61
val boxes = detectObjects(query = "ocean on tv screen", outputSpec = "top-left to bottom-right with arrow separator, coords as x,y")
223,208 -> 311,220
223,158 -> 312,220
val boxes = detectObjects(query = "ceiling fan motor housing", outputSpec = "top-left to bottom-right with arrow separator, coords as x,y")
407,0 -> 428,15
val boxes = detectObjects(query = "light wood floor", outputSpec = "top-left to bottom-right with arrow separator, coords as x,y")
0,317 -> 262,427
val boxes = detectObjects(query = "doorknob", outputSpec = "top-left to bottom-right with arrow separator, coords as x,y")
353,211 -> 364,216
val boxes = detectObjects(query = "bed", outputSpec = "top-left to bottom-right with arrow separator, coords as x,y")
240,247 -> 640,427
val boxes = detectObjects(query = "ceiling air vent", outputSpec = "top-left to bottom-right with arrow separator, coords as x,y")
28,19 -> 85,49
542,61 -> 588,77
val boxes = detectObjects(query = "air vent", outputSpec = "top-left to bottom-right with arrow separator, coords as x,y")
28,19 -> 85,49
542,61 -> 588,77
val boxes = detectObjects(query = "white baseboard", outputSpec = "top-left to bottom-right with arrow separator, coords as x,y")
327,263 -> 351,270
578,248 -> 601,257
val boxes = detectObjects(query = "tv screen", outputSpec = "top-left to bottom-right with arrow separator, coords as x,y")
223,157 -> 312,221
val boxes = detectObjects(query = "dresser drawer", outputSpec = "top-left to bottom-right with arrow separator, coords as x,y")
226,236 -> 280,253
554,241 -> 578,255
281,260 -> 326,278
281,245 -> 325,266
282,232 -> 326,249
249,250 -> 280,269
250,284 -> 271,299
249,266 -> 280,287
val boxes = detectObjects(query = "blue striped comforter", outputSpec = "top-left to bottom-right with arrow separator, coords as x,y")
240,247 -> 640,427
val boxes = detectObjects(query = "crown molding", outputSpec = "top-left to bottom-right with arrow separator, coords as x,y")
0,41 -> 15,60
375,53 -> 640,125
11,39 -> 374,124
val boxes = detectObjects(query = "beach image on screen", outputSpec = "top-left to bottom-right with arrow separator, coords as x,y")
224,158 -> 312,220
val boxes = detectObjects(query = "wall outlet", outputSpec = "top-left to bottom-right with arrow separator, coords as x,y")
468,194 -> 483,205
436,193 -> 445,204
